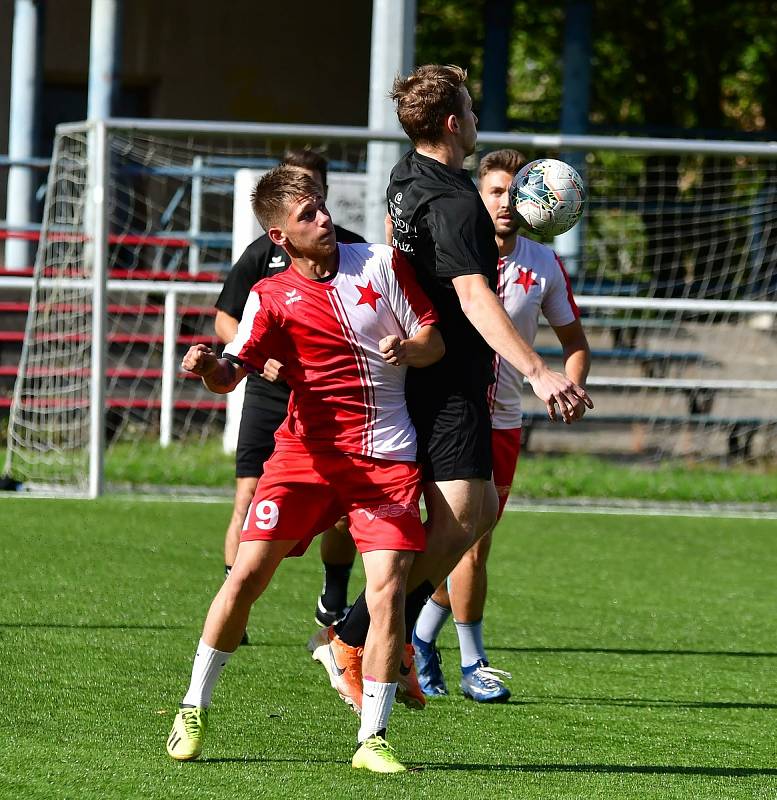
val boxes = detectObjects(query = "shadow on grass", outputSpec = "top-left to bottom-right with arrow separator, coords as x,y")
420,763 -> 777,777
508,695 -> 777,711
192,757 -> 777,777
0,622 -> 185,631
487,646 -> 777,659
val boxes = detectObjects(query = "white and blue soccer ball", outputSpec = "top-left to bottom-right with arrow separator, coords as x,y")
509,158 -> 586,237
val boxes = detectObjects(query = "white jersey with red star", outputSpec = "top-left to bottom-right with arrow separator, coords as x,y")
489,236 -> 580,430
224,243 -> 439,461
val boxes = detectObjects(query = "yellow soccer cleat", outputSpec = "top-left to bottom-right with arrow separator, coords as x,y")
352,735 -> 406,773
166,706 -> 208,761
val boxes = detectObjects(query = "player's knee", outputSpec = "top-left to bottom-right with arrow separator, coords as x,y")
462,537 -> 490,572
224,566 -> 265,605
365,578 -> 405,627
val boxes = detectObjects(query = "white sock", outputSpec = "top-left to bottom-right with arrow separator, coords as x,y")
181,639 -> 233,708
455,619 -> 487,669
358,679 -> 397,743
414,598 -> 451,644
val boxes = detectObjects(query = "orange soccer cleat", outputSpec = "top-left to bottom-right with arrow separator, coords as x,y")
311,626 -> 364,714
396,643 -> 426,711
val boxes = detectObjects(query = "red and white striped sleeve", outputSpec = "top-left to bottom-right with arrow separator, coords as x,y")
222,285 -> 284,373
542,254 -> 580,327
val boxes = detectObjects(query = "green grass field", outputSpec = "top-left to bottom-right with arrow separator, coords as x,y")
99,441 -> 777,503
1,497 -> 776,799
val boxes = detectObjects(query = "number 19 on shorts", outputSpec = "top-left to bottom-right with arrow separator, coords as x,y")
242,499 -> 280,531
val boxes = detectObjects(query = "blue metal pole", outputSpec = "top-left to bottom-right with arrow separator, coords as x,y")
556,0 -> 593,277
365,0 -> 415,243
5,0 -> 44,269
480,0 -> 513,133
87,0 -> 123,120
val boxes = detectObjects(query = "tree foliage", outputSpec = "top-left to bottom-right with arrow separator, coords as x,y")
415,0 -> 777,135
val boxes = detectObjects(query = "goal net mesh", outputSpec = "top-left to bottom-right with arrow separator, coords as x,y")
3,124 -> 776,499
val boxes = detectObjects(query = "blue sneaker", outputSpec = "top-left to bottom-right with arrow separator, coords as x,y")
460,660 -> 511,703
411,631 -> 448,696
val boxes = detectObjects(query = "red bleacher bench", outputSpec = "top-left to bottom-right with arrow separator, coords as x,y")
0,301 -> 216,316
0,267 -> 224,282
0,331 -> 219,346
0,366 -> 202,379
0,397 -> 226,411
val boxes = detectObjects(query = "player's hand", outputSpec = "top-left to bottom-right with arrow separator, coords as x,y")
181,343 -> 218,377
261,358 -> 284,382
379,335 -> 406,366
528,367 -> 593,424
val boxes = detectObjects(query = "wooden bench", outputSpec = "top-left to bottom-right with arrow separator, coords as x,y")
540,315 -> 680,349
535,344 -> 713,378
520,410 -> 777,459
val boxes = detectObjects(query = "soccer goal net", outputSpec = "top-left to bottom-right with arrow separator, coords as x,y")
3,120 -> 776,499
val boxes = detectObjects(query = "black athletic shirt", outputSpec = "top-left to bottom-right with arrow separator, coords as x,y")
215,223 -> 365,402
387,150 -> 499,392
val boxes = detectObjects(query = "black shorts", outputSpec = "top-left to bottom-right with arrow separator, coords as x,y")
235,392 -> 288,478
408,387 -> 493,483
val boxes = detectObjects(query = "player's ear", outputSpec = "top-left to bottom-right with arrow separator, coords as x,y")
447,114 -> 460,135
267,227 -> 286,247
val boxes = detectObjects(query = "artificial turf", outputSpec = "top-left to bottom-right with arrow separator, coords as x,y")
1,496 -> 775,799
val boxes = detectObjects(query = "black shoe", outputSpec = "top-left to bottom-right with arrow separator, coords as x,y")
314,597 -> 349,628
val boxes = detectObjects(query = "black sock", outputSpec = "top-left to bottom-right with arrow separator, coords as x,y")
359,727 -> 386,745
320,561 -> 353,612
335,580 -> 437,647
404,581 -> 435,643
335,590 -> 369,646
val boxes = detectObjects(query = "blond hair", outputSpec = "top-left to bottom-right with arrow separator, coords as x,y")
250,165 -> 322,230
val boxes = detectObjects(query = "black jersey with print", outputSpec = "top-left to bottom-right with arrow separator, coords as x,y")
387,150 -> 498,393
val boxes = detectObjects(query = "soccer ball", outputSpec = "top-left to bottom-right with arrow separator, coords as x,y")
509,158 -> 586,237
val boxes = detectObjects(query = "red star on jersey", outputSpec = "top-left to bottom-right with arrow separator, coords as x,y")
515,267 -> 539,294
355,280 -> 382,311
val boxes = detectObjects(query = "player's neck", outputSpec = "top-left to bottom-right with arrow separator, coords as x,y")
290,250 -> 338,281
496,232 -> 518,258
415,142 -> 465,170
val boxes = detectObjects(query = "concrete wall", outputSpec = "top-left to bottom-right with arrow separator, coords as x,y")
0,0 -> 372,218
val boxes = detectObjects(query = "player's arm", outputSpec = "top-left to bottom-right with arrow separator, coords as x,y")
214,310 -> 239,344
380,325 -> 445,367
452,273 -> 593,423
214,235 -> 274,343
181,344 -> 246,393
551,319 -> 591,421
215,308 -> 283,381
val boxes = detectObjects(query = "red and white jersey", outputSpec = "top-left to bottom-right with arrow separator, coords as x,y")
224,243 -> 439,461
489,236 -> 580,430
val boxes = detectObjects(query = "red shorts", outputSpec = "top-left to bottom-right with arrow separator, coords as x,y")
492,427 -> 522,520
240,447 -> 425,557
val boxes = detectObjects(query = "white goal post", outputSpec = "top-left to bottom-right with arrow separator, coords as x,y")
3,118 -> 777,497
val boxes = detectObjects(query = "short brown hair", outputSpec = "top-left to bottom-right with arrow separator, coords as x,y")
281,147 -> 328,188
250,165 -> 322,230
391,64 -> 468,146
477,149 -> 525,182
